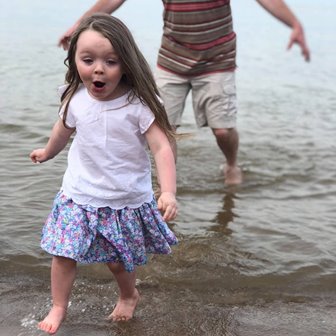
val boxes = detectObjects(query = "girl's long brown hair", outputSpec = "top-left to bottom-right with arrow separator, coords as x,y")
61,13 -> 175,142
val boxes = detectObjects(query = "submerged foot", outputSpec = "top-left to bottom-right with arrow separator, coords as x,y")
222,164 -> 243,185
108,289 -> 140,322
38,305 -> 67,335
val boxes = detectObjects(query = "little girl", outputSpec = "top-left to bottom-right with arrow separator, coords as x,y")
30,13 -> 178,335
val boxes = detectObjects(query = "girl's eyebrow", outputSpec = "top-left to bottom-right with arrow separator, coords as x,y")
76,49 -> 119,57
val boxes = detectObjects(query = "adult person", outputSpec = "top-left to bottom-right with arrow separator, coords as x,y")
59,0 -> 310,185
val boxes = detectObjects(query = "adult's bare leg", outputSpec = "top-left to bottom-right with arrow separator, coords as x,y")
212,127 -> 242,185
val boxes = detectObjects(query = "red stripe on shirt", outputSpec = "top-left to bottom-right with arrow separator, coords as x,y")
177,32 -> 236,51
165,0 -> 230,12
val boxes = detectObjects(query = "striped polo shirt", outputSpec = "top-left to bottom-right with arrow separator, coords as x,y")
158,0 -> 236,77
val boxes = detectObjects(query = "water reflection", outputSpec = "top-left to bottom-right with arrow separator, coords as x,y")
209,191 -> 239,235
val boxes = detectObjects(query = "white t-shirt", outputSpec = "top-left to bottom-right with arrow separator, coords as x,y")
59,85 -> 155,209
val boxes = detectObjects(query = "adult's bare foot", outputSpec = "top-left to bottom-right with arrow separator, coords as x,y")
108,289 -> 140,322
223,164 -> 243,185
38,305 -> 67,335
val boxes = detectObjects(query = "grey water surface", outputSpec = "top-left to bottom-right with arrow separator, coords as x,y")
1,1 -> 336,335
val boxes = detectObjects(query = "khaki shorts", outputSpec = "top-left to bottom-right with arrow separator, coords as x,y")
155,68 -> 237,129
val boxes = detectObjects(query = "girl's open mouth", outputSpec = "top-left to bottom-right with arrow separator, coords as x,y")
93,81 -> 105,88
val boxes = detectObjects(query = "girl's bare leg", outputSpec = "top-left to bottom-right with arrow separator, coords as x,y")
106,263 -> 140,322
38,256 -> 77,334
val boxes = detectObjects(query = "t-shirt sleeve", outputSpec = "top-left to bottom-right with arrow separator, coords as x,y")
58,104 -> 76,128
139,106 -> 155,134
57,84 -> 68,97
57,85 -> 76,128
59,104 -> 76,128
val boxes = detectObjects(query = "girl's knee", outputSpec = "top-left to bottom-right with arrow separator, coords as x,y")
52,256 -> 77,267
106,262 -> 125,274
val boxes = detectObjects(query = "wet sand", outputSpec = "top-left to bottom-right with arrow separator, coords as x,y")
1,264 -> 335,336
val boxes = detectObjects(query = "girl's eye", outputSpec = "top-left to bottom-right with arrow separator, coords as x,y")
106,60 -> 117,65
83,58 -> 93,64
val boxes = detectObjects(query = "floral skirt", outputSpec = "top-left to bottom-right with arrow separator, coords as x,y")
41,191 -> 178,272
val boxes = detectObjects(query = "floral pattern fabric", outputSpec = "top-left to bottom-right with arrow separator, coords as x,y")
41,191 -> 178,272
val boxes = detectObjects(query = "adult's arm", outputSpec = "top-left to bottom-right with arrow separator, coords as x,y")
256,0 -> 310,61
58,0 -> 126,50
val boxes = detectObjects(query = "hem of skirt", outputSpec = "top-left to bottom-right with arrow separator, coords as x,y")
42,248 -> 175,261
42,250 -> 148,272
41,246 -> 178,272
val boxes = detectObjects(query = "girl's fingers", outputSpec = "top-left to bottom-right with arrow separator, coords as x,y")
163,204 -> 177,221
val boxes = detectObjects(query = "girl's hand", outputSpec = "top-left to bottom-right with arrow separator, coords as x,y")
30,148 -> 49,163
157,192 -> 177,222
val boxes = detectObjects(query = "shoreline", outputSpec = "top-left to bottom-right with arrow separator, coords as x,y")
1,271 -> 335,336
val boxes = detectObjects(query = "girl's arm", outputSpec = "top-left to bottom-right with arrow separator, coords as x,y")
58,0 -> 126,50
256,0 -> 310,61
145,122 -> 177,222
30,119 -> 75,163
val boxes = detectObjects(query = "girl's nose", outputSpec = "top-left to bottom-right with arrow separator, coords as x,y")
94,63 -> 104,74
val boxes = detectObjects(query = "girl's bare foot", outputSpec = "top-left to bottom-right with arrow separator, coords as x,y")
108,289 -> 140,322
38,305 -> 67,335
